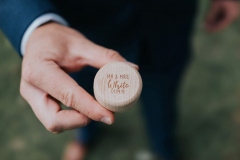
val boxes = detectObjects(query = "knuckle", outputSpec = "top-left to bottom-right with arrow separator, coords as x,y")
58,88 -> 77,108
19,83 -> 25,97
81,118 -> 91,127
83,108 -> 91,118
19,80 -> 28,100
104,49 -> 121,60
80,99 -> 95,118
45,120 -> 62,133
22,65 -> 35,83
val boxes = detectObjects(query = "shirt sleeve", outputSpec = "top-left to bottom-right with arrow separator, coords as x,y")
0,0 -> 60,56
21,13 -> 68,56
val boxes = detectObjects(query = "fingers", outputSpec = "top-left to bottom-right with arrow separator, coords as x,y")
205,1 -> 239,32
22,60 -> 114,124
20,22 -> 139,134
20,80 -> 91,133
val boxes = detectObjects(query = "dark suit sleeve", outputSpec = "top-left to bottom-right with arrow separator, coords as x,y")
0,0 -> 59,55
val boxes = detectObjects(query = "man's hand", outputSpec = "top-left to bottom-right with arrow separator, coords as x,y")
20,22 -> 135,133
205,0 -> 239,32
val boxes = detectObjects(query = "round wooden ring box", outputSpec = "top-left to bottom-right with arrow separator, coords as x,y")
94,62 -> 142,112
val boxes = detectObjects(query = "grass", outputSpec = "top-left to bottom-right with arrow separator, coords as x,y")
1,0 -> 240,159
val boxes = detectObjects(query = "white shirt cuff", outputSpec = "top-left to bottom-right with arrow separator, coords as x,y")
21,13 -> 68,56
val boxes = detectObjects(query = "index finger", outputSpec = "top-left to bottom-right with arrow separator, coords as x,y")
20,80 -> 91,133
22,60 -> 114,125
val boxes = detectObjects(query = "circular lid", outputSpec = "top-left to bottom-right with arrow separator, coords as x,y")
94,62 -> 142,112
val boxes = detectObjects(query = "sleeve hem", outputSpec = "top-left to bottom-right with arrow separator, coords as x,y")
21,13 -> 68,56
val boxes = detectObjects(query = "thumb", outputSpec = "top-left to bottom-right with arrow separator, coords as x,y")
84,42 -> 138,69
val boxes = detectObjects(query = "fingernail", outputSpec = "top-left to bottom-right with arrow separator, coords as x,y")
126,62 -> 139,70
101,117 -> 112,125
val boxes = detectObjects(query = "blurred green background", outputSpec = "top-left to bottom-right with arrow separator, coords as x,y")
1,1 -> 240,160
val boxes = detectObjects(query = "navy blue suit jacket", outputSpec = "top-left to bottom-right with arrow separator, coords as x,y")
0,0 -> 196,56
0,0 -> 59,55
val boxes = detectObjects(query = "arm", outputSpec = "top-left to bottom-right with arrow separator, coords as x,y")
0,0 -> 137,133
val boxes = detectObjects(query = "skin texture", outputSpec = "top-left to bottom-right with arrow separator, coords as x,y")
20,1 -> 239,135
205,0 -> 239,32
21,22 -> 138,133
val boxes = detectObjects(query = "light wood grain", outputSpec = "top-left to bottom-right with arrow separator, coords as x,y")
94,62 -> 142,112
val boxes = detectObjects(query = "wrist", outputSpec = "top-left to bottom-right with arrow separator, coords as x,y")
21,13 -> 68,56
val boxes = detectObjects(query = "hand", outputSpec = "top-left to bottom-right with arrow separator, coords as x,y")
205,0 -> 239,32
20,22 -> 136,133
